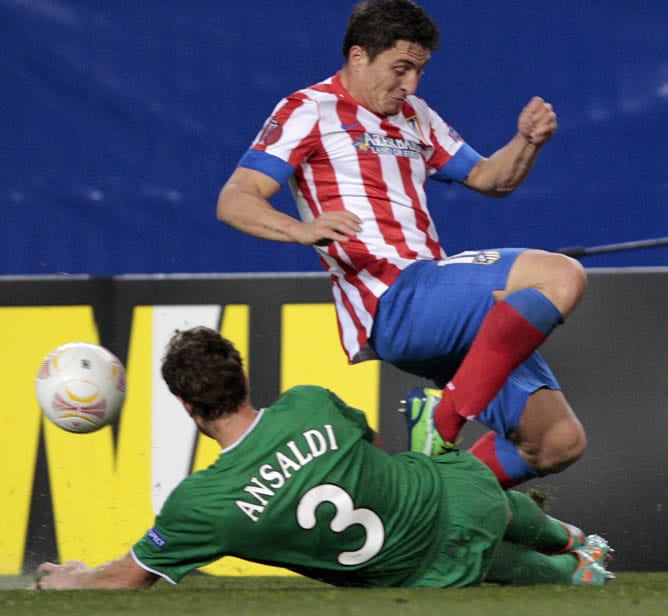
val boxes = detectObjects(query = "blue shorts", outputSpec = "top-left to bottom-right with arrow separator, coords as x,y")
369,249 -> 560,435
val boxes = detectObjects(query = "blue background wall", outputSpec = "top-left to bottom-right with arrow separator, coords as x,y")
2,0 -> 666,276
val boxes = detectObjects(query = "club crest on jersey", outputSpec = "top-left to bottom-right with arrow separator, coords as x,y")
406,114 -> 426,140
258,117 -> 283,146
472,250 -> 501,265
353,133 -> 421,159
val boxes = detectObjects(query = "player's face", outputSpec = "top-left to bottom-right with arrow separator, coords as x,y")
353,41 -> 430,116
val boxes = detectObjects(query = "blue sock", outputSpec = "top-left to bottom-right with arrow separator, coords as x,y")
504,288 -> 564,335
494,434 -> 542,485
470,431 -> 542,487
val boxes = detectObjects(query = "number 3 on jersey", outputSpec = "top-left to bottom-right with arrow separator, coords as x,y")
296,483 -> 385,566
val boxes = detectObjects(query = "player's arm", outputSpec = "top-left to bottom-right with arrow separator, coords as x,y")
217,167 -> 362,246
32,553 -> 158,590
463,96 -> 557,197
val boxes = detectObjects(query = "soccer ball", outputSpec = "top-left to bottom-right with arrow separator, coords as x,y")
35,342 -> 126,433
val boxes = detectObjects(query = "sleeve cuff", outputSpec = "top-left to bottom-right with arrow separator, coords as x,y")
431,143 -> 482,183
238,149 -> 295,185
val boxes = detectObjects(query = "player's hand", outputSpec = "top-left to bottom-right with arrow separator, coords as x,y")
31,561 -> 88,590
517,96 -> 557,146
294,211 -> 362,246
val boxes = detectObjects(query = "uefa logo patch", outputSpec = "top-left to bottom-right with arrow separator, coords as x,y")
147,527 -> 167,549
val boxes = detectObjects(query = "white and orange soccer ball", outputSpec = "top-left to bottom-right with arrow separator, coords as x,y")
35,342 -> 126,433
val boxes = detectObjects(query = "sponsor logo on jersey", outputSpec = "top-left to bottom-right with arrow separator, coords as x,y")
147,527 -> 167,549
258,117 -> 283,146
353,133 -> 421,159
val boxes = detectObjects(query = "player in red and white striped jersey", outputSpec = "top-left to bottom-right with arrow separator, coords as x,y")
218,0 -> 588,489
237,72 -> 479,362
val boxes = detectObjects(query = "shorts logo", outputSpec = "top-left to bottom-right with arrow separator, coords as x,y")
258,117 -> 283,146
147,527 -> 166,549
472,250 -> 501,265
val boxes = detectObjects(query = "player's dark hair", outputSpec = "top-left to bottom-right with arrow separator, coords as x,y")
343,0 -> 440,61
161,326 -> 248,420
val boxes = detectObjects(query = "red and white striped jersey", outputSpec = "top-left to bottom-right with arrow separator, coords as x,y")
239,72 -> 481,362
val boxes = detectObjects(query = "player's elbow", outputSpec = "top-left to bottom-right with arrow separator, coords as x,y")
482,187 -> 515,199
485,174 -> 524,197
464,160 -> 520,197
470,183 -> 517,199
216,185 -> 242,225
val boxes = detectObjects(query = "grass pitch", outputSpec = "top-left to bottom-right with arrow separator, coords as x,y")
1,572 -> 667,616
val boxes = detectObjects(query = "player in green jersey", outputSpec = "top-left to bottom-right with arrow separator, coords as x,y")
33,327 -> 613,590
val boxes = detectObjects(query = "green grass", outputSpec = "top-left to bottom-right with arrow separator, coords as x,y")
1,573 -> 667,616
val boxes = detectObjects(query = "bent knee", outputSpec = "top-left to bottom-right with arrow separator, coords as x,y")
512,250 -> 588,317
520,419 -> 587,475
552,253 -> 587,302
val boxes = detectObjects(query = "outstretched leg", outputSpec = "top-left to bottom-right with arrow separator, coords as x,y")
485,490 -> 613,585
503,490 -> 581,552
486,542 -> 574,585
485,542 -> 613,586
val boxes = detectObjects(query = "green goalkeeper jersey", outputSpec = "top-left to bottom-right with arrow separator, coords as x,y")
132,385 -> 507,587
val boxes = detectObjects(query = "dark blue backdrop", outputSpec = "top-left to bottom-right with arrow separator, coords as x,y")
2,0 -> 666,275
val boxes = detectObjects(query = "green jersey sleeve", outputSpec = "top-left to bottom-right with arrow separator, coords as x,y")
132,477 -> 225,583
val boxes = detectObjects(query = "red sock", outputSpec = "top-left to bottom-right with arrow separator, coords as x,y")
434,300 -> 548,442
469,431 -> 516,488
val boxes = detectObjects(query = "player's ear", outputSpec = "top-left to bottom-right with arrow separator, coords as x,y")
348,45 -> 367,69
